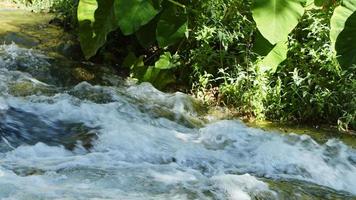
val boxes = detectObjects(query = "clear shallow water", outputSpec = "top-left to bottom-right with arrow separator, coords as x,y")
0,10 -> 356,200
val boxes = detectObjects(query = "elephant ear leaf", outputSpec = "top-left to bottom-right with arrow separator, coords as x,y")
335,12 -> 356,68
252,0 -> 305,44
156,5 -> 188,47
330,0 -> 356,67
78,0 -> 118,59
114,0 -> 159,35
257,41 -> 288,73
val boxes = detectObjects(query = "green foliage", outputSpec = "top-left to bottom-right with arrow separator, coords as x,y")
10,0 -> 355,129
330,0 -> 355,48
77,0 -> 188,59
72,0 -> 355,129
76,0 -> 187,87
267,9 -> 355,129
46,0 -> 78,28
181,0 -> 355,129
123,52 -> 179,89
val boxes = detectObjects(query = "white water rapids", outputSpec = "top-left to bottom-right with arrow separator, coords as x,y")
0,44 -> 355,200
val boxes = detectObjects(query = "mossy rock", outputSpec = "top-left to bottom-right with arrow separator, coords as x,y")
9,82 -> 55,96
72,67 -> 95,81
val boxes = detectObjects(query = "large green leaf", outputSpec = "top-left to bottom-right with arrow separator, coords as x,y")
77,0 -> 97,23
252,0 -> 305,44
156,5 -> 188,47
114,0 -> 159,35
253,30 -> 275,56
155,52 -> 178,69
135,16 -> 159,48
335,11 -> 356,68
330,0 -> 356,67
257,41 -> 288,73
330,0 -> 356,49
78,0 -> 118,59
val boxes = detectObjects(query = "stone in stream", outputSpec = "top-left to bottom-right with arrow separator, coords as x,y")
0,107 -> 98,152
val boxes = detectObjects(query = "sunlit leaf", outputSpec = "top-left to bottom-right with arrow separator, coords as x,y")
258,41 -> 288,73
252,0 -> 305,44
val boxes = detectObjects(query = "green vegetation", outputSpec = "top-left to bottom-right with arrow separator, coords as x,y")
7,0 -> 356,131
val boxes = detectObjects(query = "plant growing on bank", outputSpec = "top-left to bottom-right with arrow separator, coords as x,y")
72,0 -> 356,129
11,0 -> 355,129
75,0 -> 356,83
76,0 -> 188,89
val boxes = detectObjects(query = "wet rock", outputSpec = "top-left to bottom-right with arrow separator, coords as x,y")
72,67 -> 95,81
8,82 -> 55,97
2,32 -> 39,47
0,107 -> 98,152
12,167 -> 45,177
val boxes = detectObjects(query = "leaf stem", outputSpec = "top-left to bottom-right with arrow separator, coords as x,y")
167,0 -> 186,9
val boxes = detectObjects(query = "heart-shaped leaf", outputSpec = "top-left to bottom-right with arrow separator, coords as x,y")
252,0 -> 305,44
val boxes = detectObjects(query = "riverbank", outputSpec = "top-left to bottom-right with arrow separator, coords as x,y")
3,0 -> 355,135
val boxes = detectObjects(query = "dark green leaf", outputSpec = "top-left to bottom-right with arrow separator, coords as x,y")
114,0 -> 159,35
156,5 -> 188,47
78,0 -> 118,59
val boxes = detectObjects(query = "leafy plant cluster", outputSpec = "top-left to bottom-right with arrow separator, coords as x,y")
267,8 -> 355,130
74,0 -> 354,129
19,0 -> 353,129
10,0 -> 355,129
181,0 -> 355,129
77,0 -> 188,89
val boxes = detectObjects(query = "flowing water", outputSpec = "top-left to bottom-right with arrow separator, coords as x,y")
0,8 -> 356,200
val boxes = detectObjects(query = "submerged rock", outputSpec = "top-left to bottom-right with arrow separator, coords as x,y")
0,107 -> 98,152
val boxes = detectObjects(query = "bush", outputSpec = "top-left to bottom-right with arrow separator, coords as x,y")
182,1 -> 355,130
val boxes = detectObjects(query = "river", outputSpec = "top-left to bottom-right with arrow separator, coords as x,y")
0,8 -> 355,200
